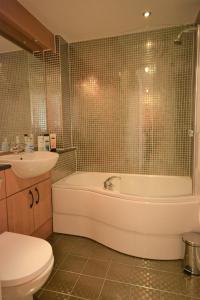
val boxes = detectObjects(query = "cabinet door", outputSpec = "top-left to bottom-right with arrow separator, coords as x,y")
0,199 -> 8,233
7,189 -> 35,235
0,171 -> 6,200
33,179 -> 52,230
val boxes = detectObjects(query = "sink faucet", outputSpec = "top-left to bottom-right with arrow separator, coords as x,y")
12,143 -> 26,154
104,176 -> 121,191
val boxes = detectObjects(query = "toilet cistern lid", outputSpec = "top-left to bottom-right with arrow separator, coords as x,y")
0,232 -> 53,287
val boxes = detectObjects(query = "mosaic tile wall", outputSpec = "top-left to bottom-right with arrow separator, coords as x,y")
0,50 -> 32,146
44,36 -> 73,149
44,36 -> 76,181
28,51 -> 47,139
70,26 -> 195,176
60,38 -> 73,149
52,150 -> 76,183
44,37 -> 63,149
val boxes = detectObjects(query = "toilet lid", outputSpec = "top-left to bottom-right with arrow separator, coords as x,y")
0,232 -> 53,287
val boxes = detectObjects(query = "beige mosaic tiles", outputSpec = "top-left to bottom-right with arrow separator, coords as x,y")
70,26 -> 195,176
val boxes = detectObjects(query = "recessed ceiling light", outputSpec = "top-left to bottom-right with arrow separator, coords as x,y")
143,11 -> 151,18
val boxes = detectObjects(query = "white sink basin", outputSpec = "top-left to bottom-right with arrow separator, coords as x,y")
0,151 -> 59,179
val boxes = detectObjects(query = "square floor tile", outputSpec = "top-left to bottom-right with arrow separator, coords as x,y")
68,297 -> 87,300
107,262 -> 133,283
45,270 -> 79,294
59,254 -> 87,273
69,238 -> 95,257
43,268 -> 57,288
132,257 -> 149,268
147,259 -> 183,274
131,267 -> 161,289
39,290 -> 69,300
82,258 -> 109,278
185,275 -> 200,298
160,291 -> 192,300
53,238 -> 73,253
130,286 -> 160,300
159,272 -> 187,294
72,275 -> 104,300
71,246 -> 94,258
90,244 -> 114,261
53,251 -> 69,269
111,251 -> 135,265
99,280 -> 131,300
53,242 -> 70,269
47,233 -> 63,246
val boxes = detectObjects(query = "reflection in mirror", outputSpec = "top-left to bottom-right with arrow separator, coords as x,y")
0,35 -> 47,150
0,34 -> 71,154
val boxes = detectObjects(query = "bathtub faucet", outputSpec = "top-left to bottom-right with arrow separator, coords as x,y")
104,176 -> 121,191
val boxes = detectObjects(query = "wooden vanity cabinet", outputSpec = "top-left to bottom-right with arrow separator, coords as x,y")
33,179 -> 52,230
5,170 -> 52,239
0,171 -> 8,233
0,170 -> 6,200
7,189 -> 35,235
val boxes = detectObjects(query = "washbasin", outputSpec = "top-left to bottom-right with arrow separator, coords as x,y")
0,151 -> 59,179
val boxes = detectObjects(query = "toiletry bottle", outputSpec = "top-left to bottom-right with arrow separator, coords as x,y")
29,134 -> 34,151
1,137 -> 9,152
25,137 -> 33,153
16,135 -> 20,145
44,134 -> 50,151
38,136 -> 45,151
24,134 -> 28,145
50,133 -> 57,152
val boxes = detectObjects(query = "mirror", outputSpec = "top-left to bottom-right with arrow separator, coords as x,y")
0,34 -> 70,153
0,35 -> 47,150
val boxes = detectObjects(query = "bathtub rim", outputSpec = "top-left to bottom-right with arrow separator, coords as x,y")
52,172 -> 197,204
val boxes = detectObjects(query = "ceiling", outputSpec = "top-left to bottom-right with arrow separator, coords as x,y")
0,0 -> 200,52
18,0 -> 200,42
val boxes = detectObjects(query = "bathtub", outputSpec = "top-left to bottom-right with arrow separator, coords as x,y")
52,172 -> 200,260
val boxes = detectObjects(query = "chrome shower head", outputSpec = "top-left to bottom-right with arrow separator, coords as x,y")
174,26 -> 197,45
174,38 -> 182,45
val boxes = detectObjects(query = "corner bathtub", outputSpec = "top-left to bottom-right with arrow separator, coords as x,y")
52,172 -> 200,260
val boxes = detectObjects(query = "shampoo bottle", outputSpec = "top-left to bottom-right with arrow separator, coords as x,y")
50,133 -> 56,152
25,137 -> 34,153
16,135 -> 20,145
38,136 -> 44,151
24,134 -> 28,146
44,134 -> 50,151
30,134 -> 34,151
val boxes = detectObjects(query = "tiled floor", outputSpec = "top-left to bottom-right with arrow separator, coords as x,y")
34,233 -> 200,300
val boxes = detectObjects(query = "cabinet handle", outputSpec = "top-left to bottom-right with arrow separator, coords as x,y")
29,190 -> 34,208
35,187 -> 40,204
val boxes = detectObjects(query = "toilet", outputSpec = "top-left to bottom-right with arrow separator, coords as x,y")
0,232 -> 54,300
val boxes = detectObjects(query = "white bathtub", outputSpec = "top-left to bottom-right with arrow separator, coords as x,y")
52,172 -> 200,260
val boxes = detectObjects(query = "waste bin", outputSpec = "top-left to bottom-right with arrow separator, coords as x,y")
182,232 -> 200,275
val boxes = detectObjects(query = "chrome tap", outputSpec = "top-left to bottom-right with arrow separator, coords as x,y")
104,176 -> 121,190
11,143 -> 26,154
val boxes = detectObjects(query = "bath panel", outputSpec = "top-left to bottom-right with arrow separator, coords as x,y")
52,172 -> 200,260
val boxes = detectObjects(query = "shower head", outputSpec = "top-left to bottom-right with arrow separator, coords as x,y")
174,26 -> 197,45
174,38 -> 182,45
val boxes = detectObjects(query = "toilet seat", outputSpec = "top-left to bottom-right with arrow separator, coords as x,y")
0,232 -> 53,288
